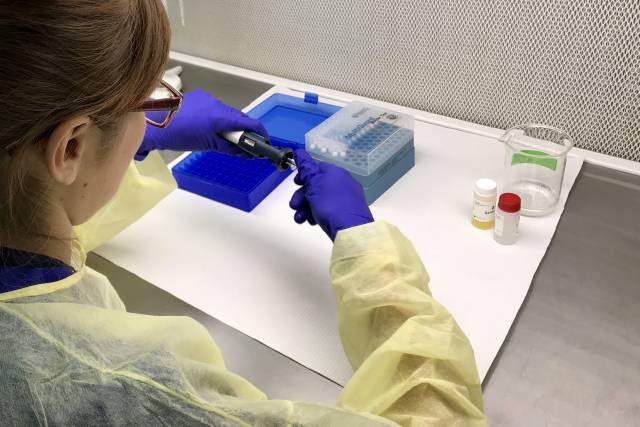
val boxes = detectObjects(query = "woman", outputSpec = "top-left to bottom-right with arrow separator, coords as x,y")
0,1 -> 487,425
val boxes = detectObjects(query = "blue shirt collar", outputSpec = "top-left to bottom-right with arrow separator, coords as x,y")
0,247 -> 75,294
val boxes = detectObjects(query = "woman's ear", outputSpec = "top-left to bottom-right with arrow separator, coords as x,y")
44,116 -> 92,185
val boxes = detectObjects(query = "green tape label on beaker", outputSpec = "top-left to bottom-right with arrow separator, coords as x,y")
511,149 -> 557,171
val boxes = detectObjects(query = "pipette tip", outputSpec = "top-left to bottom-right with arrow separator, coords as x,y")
285,158 -> 297,170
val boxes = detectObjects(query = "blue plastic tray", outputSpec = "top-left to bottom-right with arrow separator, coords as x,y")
356,143 -> 415,205
355,141 -> 415,188
172,152 -> 291,212
247,93 -> 341,150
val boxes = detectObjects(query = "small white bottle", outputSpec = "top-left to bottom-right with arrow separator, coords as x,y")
471,178 -> 497,230
494,193 -> 522,245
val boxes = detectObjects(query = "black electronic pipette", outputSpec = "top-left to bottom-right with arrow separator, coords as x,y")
221,131 -> 296,170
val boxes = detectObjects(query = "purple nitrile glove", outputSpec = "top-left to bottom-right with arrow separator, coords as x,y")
136,89 -> 268,161
289,150 -> 374,241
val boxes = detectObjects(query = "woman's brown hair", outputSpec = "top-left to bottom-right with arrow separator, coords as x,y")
0,0 -> 171,244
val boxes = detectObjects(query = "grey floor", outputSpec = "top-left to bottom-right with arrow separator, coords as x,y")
88,62 -> 640,425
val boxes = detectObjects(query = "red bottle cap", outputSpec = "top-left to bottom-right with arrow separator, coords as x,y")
498,193 -> 521,213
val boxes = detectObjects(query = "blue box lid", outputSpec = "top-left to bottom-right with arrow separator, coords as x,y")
246,92 -> 341,150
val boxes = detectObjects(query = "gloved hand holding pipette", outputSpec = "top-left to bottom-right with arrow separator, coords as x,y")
289,150 -> 374,240
136,89 -> 268,160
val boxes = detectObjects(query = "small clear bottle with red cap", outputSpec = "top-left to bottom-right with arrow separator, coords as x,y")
494,193 -> 522,245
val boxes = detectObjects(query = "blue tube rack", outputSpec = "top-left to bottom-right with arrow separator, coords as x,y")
172,152 -> 291,212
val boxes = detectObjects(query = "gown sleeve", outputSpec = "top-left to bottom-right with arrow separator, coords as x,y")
332,221 -> 488,426
73,151 -> 176,253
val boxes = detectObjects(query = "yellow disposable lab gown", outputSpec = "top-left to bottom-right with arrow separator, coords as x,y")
0,152 -> 488,426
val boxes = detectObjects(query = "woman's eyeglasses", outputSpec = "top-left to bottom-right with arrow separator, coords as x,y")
1,80 -> 183,155
132,80 -> 183,128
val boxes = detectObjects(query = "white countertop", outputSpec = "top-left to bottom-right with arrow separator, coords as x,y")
96,82 -> 583,384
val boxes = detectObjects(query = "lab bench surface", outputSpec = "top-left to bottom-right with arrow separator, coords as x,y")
87,62 -> 640,425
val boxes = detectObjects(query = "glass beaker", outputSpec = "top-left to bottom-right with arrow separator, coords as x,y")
500,124 -> 573,217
